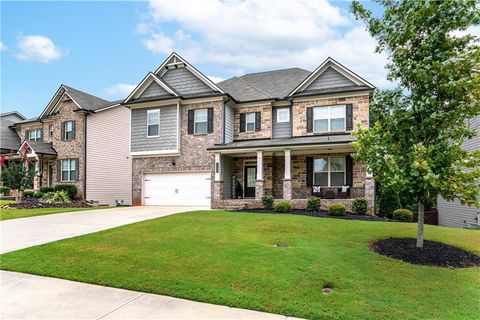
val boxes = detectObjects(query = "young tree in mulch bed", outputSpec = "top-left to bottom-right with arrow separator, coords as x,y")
351,0 -> 480,248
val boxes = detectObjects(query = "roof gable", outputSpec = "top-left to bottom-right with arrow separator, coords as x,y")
161,67 -> 215,96
288,57 -> 374,96
154,52 -> 224,95
123,73 -> 178,103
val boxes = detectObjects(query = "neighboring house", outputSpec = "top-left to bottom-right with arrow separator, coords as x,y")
0,111 -> 26,154
125,53 -> 375,212
5,85 -> 131,205
437,116 -> 480,228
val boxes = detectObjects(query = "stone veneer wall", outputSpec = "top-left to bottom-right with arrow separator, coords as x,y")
132,100 -> 223,206
233,104 -> 272,140
292,94 -> 369,137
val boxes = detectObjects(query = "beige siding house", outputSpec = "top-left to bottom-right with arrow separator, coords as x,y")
86,104 -> 132,205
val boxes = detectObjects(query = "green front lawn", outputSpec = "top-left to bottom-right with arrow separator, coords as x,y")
0,206 -> 109,221
1,211 -> 479,319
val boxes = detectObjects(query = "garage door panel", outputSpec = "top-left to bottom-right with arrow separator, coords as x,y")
144,172 -> 211,206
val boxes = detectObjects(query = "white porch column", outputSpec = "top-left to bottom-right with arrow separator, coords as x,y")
283,149 -> 292,200
256,150 -> 263,180
214,153 -> 222,181
284,149 -> 291,179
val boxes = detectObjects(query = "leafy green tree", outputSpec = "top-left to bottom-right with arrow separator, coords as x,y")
1,161 -> 34,202
351,0 -> 480,247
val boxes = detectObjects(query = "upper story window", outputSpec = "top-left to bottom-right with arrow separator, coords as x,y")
27,129 -> 42,141
194,109 -> 208,134
49,125 -> 53,137
239,111 -> 261,133
313,105 -> 345,132
61,159 -> 77,182
147,109 -> 160,137
314,156 -> 345,187
62,121 -> 75,141
246,112 -> 256,132
276,108 -> 290,123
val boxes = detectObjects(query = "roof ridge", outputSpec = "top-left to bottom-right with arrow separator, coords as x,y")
239,67 -> 310,77
235,77 -> 273,99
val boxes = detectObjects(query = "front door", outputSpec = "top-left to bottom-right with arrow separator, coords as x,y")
48,162 -> 53,187
244,166 -> 256,198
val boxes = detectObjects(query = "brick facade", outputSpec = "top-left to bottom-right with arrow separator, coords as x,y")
233,104 -> 272,140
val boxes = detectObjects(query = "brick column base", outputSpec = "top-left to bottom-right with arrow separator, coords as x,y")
283,179 -> 292,200
255,180 -> 264,200
365,177 -> 375,215
213,181 -> 224,201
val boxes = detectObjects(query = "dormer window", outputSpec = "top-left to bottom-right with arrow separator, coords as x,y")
27,129 -> 42,141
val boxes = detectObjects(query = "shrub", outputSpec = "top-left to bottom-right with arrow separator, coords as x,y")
307,196 -> 320,212
352,198 -> 368,215
329,203 -> 346,216
377,191 -> 401,218
393,209 -> 413,222
261,195 -> 274,209
54,184 -> 77,199
33,191 -> 44,199
39,186 -> 55,193
0,186 -> 10,195
275,201 -> 292,213
41,191 -> 71,204
23,190 -> 35,197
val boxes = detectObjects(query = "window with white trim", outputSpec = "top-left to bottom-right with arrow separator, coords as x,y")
194,109 -> 208,134
147,109 -> 160,137
313,156 -> 345,186
28,129 -> 42,141
61,159 -> 77,182
63,121 -> 75,140
277,108 -> 290,123
313,105 -> 345,132
245,112 -> 255,132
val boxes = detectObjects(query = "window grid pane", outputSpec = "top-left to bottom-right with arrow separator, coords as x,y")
147,111 -> 159,125
148,124 -> 159,136
195,122 -> 207,134
195,109 -> 208,122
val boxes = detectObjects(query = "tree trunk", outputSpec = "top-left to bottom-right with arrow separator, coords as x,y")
416,200 -> 425,248
15,189 -> 22,203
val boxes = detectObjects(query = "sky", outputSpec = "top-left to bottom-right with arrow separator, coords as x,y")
2,0 -> 389,118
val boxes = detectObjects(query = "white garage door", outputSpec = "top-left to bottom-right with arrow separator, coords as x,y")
143,172 -> 211,206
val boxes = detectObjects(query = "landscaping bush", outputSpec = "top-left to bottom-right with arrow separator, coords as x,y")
39,186 -> 55,193
307,196 -> 320,212
33,191 -> 44,199
54,184 -> 77,199
352,198 -> 368,215
377,191 -> 400,218
393,209 -> 413,222
275,201 -> 292,213
41,191 -> 71,204
328,203 -> 346,216
23,190 -> 35,198
261,195 -> 274,209
0,186 -> 10,195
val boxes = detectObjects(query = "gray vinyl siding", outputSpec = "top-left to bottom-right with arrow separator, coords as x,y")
162,67 -> 215,95
225,104 -> 234,143
272,107 -> 292,139
305,67 -> 355,91
139,81 -> 171,99
223,156 -> 233,199
131,105 -> 178,152
438,116 -> 480,228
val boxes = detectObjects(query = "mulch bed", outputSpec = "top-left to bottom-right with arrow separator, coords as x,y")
237,208 -> 395,222
371,238 -> 480,268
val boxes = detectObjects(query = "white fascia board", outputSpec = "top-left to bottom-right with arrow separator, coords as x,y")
154,52 -> 225,94
93,103 -> 122,113
212,142 -> 355,155
39,85 -> 66,118
288,57 -> 375,97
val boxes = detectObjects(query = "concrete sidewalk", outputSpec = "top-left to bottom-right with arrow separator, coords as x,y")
0,271 -> 301,320
0,206 -> 207,253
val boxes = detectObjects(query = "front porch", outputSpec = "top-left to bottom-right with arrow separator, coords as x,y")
210,141 -> 375,214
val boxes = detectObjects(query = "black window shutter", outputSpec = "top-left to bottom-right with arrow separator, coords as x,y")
187,110 -> 194,134
60,122 -> 65,141
75,158 -> 80,181
306,107 -> 313,132
255,112 -> 261,131
346,155 -> 353,187
72,121 -> 76,139
57,160 -> 61,182
240,113 -> 246,133
346,104 -> 353,130
306,157 -> 313,187
207,108 -> 213,133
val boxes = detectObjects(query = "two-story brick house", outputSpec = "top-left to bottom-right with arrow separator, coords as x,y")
8,85 -> 132,205
126,53 -> 375,213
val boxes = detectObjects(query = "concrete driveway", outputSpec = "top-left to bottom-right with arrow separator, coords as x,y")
1,271 -> 300,320
0,206 -> 207,253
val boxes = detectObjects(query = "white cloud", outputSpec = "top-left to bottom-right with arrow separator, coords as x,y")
0,42 -> 6,51
104,83 -> 136,97
140,0 -> 393,88
207,76 -> 225,83
15,35 -> 63,63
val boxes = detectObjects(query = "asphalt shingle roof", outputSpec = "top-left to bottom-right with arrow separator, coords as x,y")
0,118 -> 21,152
63,85 -> 113,111
24,140 -> 57,155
